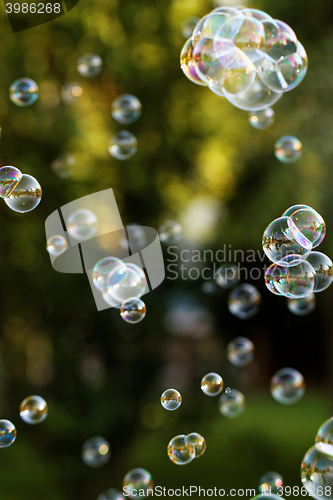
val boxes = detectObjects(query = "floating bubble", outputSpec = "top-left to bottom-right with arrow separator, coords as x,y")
81,436 -> 111,468
301,445 -> 333,499
228,284 -> 261,319
19,395 -> 48,425
223,74 -> 283,111
215,13 -> 265,50
215,264 -> 240,289
219,389 -> 245,418
201,372 -> 223,396
92,257 -> 127,292
60,82 -> 83,105
120,297 -> 146,324
109,131 -> 137,160
0,420 -> 17,448
97,489 -> 124,500
287,293 -> 316,316
105,264 -> 147,303
4,174 -> 42,213
261,19 -> 297,60
259,471 -> 284,494
51,154 -> 75,179
167,434 -> 196,465
46,235 -> 68,256
180,38 -> 208,86
265,264 -> 286,296
0,166 -> 22,198
10,78 -> 39,107
249,108 -> 275,130
289,208 -> 326,248
227,337 -> 255,367
123,468 -> 153,499
159,220 -> 182,244
185,433 -> 206,457
315,417 -> 333,458
306,252 -> 332,292
216,46 -> 257,95
271,367 -> 305,405
67,208 -> 97,241
275,136 -> 302,164
193,36 -> 227,86
77,53 -> 103,78
181,17 -> 200,39
192,11 -> 236,43
160,389 -> 182,411
225,387 -> 231,394
241,9 -> 272,22
111,94 -> 142,125
273,261 -> 316,298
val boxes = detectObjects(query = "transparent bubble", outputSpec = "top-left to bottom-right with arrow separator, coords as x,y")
225,387 -> 231,394
81,436 -> 111,468
67,209 -> 97,241
192,12 -> 236,43
306,252 -> 332,292
271,367 -> 305,405
4,174 -> 42,213
0,166 -> 22,198
201,372 -> 223,396
10,78 -> 39,107
60,82 -> 83,105
227,337 -> 255,367
262,217 -> 311,267
275,135 -> 302,164
301,445 -> 333,499
181,17 -> 200,39
159,220 -> 182,244
109,131 -> 137,160
111,94 -> 142,125
105,264 -> 147,303
259,471 -> 284,494
167,434 -> 196,465
218,389 -> 245,418
123,468 -> 153,499
160,389 -> 182,411
51,154 -> 75,179
180,38 -> 208,86
19,395 -> 48,425
261,19 -> 297,60
0,420 -> 17,448
185,433 -> 206,457
215,13 -> 265,50
228,284 -> 261,319
193,36 -> 227,85
219,47 -> 257,95
120,297 -> 146,324
223,74 -> 283,111
249,108 -> 275,130
46,235 -> 68,257
265,264 -> 286,295
92,257 -> 127,292
315,417 -> 333,459
289,208 -> 326,249
241,9 -> 273,22
77,53 -> 103,78
282,204 -> 312,217
215,264 -> 240,289
287,293 -> 316,316
97,489 -> 124,500
274,261 -> 315,298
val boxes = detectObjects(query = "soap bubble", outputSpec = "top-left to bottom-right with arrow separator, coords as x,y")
77,53 -> 103,78
225,387 -> 231,394
111,94 -> 142,125
261,19 -> 297,60
282,204 -> 312,217
228,284 -> 261,319
271,367 -> 305,405
192,36 -> 227,86
273,261 -> 316,298
192,11 -> 236,43
160,389 -> 182,411
120,297 -> 146,324
97,489 -> 124,500
185,433 -> 206,457
241,9 -> 272,22
167,434 -> 196,465
215,13 -> 265,50
289,208 -> 326,248
46,235 -> 68,256
60,82 -> 83,105
0,420 -> 17,448
123,468 -> 153,499
201,372 -> 223,396
4,174 -> 42,213
301,445 -> 333,499
275,135 -> 302,163
67,208 -> 97,241
0,166 -> 22,198
10,78 -> 39,106
180,38 -> 208,86
287,293 -> 316,316
81,436 -> 111,468
223,74 -> 283,111
215,264 -> 240,289
227,337 -> 255,367
315,417 -> 333,456
259,471 -> 283,494
105,263 -> 147,303
51,154 -> 75,179
181,17 -> 200,39
265,264 -> 285,295
249,108 -> 275,129
306,252 -> 332,292
218,389 -> 245,418
159,220 -> 182,244
109,131 -> 137,160
19,395 -> 48,425
92,257 -> 127,292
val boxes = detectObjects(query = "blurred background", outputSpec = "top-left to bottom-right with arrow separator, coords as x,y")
0,0 -> 333,498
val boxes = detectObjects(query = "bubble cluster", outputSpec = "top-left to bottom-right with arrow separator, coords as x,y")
271,367 -> 305,405
0,419 -> 17,448
159,220 -> 183,245
215,264 -> 239,289
61,82 -> 83,105
120,297 -> 146,324
227,337 -> 255,367
111,95 -> 142,125
160,389 -> 182,410
77,53 -> 103,78
10,78 -> 39,107
19,395 -> 48,425
180,7 -> 307,111
275,136 -> 302,163
201,372 -> 223,396
259,471 -> 283,494
123,468 -> 153,499
109,131 -> 137,160
0,168 -> 42,213
263,206 -> 332,299
46,235 -> 68,256
228,284 -> 261,319
81,436 -> 111,468
167,433 -> 206,465
218,389 -> 245,418
249,108 -> 275,130
287,293 -> 316,316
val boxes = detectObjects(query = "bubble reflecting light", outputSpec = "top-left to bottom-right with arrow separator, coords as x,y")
259,471 -> 284,494
19,395 -> 48,425
271,368 -> 305,405
161,389 -> 182,411
227,337 -> 255,366
219,389 -> 245,418
120,297 -> 146,324
4,174 -> 42,213
287,293 -> 316,316
0,420 -> 17,448
67,209 -> 97,241
61,82 -> 83,105
159,220 -> 182,244
201,372 -> 223,396
275,136 -> 302,164
167,434 -> 196,465
109,131 -> 137,160
123,468 -> 153,499
46,235 -> 68,256
0,166 -> 22,198
77,53 -> 103,78
111,94 -> 142,125
249,108 -> 275,129
10,78 -> 39,106
228,284 -> 261,319
82,436 -> 111,468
